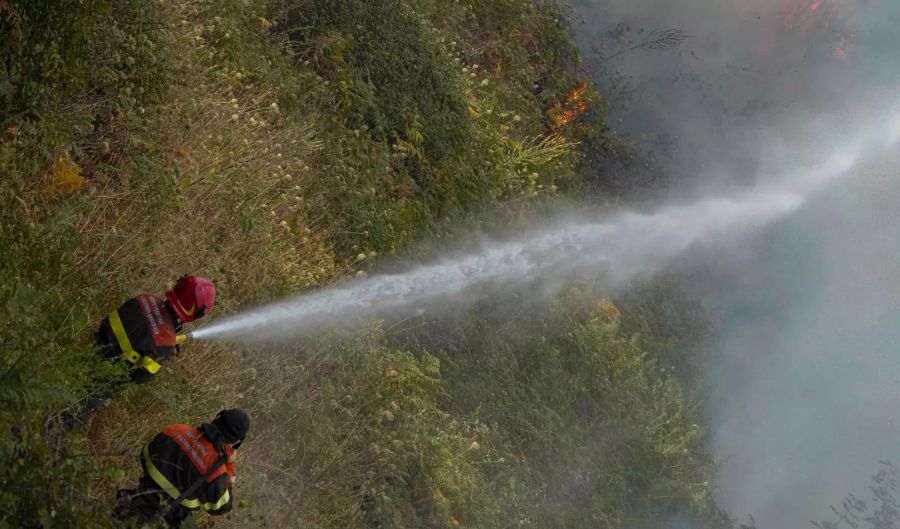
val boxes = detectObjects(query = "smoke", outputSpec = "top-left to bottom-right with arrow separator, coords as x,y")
572,0 -> 900,195
565,0 -> 900,527
688,153 -> 900,529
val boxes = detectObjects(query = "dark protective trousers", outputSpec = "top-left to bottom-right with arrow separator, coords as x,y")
59,333 -> 132,430
113,474 -> 192,528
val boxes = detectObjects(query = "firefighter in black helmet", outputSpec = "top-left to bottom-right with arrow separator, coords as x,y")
114,408 -> 251,528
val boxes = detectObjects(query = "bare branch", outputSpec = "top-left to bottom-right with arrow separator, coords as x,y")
599,28 -> 693,64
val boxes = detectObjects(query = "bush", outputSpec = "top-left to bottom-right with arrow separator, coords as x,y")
0,271 -> 119,528
283,0 -> 470,163
388,283 -> 730,529
1,0 -> 171,125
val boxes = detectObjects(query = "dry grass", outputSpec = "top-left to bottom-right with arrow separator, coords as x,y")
69,0 -> 347,516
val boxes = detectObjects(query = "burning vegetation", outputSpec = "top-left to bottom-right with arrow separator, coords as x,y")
549,81 -> 591,132
777,0 -> 855,58
779,0 -> 839,30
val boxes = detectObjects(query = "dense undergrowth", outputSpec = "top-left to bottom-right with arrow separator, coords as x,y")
1,1 -> 728,527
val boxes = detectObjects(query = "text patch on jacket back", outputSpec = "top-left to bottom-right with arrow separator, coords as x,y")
138,294 -> 177,347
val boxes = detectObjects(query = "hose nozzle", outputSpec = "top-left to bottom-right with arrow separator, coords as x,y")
176,334 -> 188,345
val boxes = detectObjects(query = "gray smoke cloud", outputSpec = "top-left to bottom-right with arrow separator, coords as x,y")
676,155 -> 900,529
571,0 -> 900,194
566,0 -> 900,527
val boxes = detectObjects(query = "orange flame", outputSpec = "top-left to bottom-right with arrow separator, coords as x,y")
550,82 -> 590,131
834,30 -> 855,59
777,0 -> 855,61
779,0 -> 836,30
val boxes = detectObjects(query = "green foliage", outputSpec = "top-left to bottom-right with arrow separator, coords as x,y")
0,4 -> 166,524
386,284 -> 730,529
215,284 -> 728,529
269,335 -> 491,528
279,0 -> 485,245
1,0 -> 170,124
0,0 -> 720,527
0,273 -> 100,400
285,0 -> 470,163
616,278 -> 716,389
0,367 -> 72,409
1,0 -> 101,120
0,272 -> 117,527
268,0 -> 601,252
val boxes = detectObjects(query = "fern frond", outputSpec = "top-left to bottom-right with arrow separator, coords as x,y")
0,373 -> 72,408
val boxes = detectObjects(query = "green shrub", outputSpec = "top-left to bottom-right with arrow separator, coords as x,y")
393,284 -> 730,528
1,0 -> 170,125
0,271 -> 119,528
283,0 -> 470,163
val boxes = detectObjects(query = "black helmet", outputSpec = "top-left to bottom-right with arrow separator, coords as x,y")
212,408 -> 251,446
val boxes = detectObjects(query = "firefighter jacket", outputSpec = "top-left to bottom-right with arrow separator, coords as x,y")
96,293 -> 180,383
142,424 -> 236,515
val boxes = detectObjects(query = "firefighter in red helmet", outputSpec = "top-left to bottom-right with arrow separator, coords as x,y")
62,275 -> 216,429
164,275 -> 217,334
97,274 -> 216,384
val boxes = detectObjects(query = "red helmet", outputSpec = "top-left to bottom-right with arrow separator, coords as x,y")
166,275 -> 216,323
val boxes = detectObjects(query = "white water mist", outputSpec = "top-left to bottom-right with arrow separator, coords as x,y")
192,113 -> 900,344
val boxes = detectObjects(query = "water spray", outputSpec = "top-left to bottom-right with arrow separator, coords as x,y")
189,111 -> 900,345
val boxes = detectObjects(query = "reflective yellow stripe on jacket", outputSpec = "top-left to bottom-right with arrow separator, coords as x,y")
143,445 -> 232,511
144,444 -> 201,509
139,355 -> 162,374
109,310 -> 162,374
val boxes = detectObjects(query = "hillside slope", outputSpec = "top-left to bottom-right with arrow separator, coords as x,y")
1,1 -> 728,527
